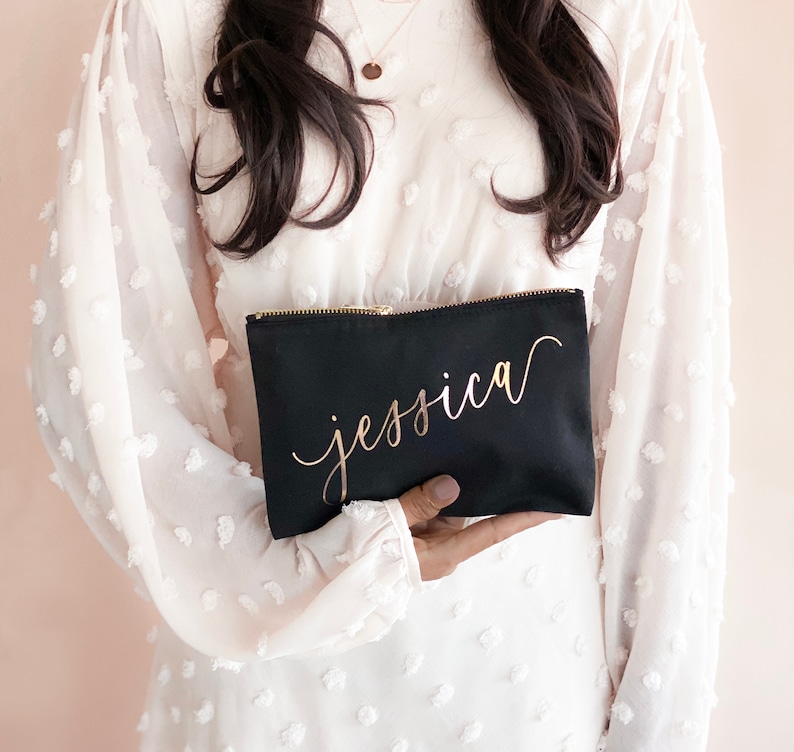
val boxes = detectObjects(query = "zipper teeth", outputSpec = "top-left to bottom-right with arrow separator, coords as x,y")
407,287 -> 577,314
249,287 -> 578,319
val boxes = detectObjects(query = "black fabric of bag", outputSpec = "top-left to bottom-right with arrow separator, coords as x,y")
246,289 -> 595,539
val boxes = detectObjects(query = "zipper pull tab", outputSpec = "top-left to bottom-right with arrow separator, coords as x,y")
340,304 -> 394,315
370,305 -> 394,315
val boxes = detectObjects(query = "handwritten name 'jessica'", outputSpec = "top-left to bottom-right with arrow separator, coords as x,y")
292,335 -> 562,504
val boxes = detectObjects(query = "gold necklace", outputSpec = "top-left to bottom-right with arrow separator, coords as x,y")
346,0 -> 424,80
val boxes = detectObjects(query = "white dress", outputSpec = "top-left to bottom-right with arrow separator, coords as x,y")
30,0 -> 731,749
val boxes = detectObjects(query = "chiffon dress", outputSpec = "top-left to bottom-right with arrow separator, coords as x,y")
30,0 -> 731,749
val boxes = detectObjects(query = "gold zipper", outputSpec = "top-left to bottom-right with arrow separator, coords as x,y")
249,287 -> 578,320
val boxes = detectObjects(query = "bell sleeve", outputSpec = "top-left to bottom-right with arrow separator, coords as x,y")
30,0 -> 421,664
588,0 -> 731,748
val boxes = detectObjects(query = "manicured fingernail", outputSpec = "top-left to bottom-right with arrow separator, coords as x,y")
429,475 -> 459,501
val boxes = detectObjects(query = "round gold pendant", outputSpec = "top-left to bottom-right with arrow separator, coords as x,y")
362,62 -> 383,80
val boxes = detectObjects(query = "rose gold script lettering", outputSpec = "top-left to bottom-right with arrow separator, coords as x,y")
291,335 -> 562,504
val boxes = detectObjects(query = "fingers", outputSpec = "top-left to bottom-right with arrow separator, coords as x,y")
398,475 -> 460,528
399,478 -> 564,582
430,511 -> 561,578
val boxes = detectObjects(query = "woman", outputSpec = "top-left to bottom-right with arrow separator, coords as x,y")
31,0 -> 730,749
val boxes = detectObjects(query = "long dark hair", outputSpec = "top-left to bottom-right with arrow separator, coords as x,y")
191,0 -> 623,263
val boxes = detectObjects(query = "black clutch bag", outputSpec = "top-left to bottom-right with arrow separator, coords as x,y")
245,288 -> 595,539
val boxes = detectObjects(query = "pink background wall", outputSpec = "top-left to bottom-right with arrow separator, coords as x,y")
1,0 -> 791,749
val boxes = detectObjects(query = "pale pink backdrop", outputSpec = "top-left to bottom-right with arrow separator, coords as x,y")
1,1 -> 791,749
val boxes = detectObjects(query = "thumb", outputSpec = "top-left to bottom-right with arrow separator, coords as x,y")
399,475 -> 460,528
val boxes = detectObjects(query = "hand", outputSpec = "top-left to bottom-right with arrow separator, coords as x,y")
398,475 -> 562,581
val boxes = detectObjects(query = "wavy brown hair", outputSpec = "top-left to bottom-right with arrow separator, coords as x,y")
191,0 -> 623,263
